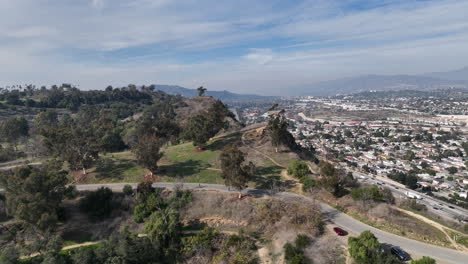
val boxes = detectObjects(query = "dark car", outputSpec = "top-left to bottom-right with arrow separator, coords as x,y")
333,227 -> 346,236
391,247 -> 410,261
448,205 -> 455,209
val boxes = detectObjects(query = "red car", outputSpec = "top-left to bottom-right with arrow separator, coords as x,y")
333,227 -> 346,236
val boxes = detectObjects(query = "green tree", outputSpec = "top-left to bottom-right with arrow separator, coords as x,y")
283,234 -> 311,264
79,187 -> 114,221
131,135 -> 164,179
447,166 -> 458,174
182,100 -> 231,149
220,144 -> 255,198
318,161 -> 349,197
94,227 -> 160,264
145,208 -> 182,262
136,102 -> 181,144
461,142 -> 468,154
123,184 -> 133,196
0,162 -> 67,232
344,129 -> 354,138
39,115 -> 101,175
34,110 -> 59,136
0,116 -> 29,149
405,150 -> 416,161
71,247 -> 97,264
182,114 -> 213,148
410,256 -> 436,264
0,246 -> 19,264
287,161 -> 310,180
348,231 -> 383,264
267,110 -> 297,152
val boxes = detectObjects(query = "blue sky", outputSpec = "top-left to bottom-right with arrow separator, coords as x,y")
1,0 -> 468,95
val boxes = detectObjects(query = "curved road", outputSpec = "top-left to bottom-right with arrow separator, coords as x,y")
76,182 -> 468,264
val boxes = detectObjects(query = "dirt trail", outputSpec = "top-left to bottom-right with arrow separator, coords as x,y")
396,207 -> 468,252
240,127 -> 286,169
21,241 -> 102,259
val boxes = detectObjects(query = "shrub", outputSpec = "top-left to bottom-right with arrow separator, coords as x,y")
411,256 -> 436,264
351,185 -> 394,204
79,187 -> 114,221
64,185 -> 78,199
283,234 -> 311,264
288,161 -> 310,180
401,199 -> 427,212
300,177 -> 315,192
123,184 -> 133,196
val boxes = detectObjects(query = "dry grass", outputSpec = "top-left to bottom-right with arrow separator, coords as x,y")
183,190 -> 323,238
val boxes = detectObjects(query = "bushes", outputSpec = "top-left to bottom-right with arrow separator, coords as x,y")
182,227 -> 220,257
348,231 -> 399,264
133,184 -> 192,223
288,161 -> 316,192
300,177 -> 316,192
411,256 -> 436,264
79,187 -> 114,221
0,145 -> 25,162
388,171 -> 418,189
288,161 -> 310,179
122,184 -> 133,196
284,234 -> 311,264
217,232 -> 258,264
351,185 -> 394,204
401,199 -> 427,212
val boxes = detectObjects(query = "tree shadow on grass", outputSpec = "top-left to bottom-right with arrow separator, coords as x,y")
158,160 -> 205,178
205,132 -> 242,151
95,158 -> 139,181
252,165 -> 290,190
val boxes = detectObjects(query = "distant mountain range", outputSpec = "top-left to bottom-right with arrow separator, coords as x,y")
298,66 -> 468,96
151,85 -> 271,100
424,66 -> 468,81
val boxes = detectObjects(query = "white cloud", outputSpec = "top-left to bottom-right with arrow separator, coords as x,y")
0,0 -> 468,94
91,0 -> 105,9
243,49 -> 274,65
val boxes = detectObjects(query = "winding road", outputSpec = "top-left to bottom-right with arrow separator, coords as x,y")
76,182 -> 468,264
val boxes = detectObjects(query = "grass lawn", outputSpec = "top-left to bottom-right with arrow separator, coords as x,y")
83,133 -> 242,184
80,132 -> 285,186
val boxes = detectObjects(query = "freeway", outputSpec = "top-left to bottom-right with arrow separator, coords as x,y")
356,173 -> 468,222
75,182 -> 468,264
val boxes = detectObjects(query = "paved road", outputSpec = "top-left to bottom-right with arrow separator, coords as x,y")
76,182 -> 468,264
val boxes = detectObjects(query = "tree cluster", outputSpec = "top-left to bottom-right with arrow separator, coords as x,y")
0,162 -> 68,232
317,161 -> 354,197
182,100 -> 232,148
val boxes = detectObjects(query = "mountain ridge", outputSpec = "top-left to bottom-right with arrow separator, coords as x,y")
297,67 -> 468,96
151,84 -> 272,100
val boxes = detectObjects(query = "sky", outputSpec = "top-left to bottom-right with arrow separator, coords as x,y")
1,0 -> 468,95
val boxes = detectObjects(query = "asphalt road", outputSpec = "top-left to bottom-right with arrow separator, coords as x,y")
76,182 -> 468,264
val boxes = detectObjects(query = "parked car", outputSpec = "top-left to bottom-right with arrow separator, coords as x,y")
333,227 -> 346,236
390,247 -> 410,261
